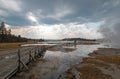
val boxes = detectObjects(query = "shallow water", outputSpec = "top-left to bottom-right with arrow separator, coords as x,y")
34,44 -> 104,79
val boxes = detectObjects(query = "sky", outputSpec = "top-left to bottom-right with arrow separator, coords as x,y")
0,0 -> 120,39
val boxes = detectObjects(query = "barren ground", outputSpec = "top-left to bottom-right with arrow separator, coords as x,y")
64,48 -> 120,79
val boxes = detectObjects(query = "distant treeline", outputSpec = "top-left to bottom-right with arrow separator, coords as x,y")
0,34 -> 28,42
0,34 -> 44,43
62,38 -> 96,41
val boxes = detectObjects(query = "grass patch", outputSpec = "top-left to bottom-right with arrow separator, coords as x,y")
75,65 -> 112,79
0,42 -> 35,50
89,48 -> 120,65
65,48 -> 120,79
83,57 -> 110,67
96,55 -> 120,65
66,65 -> 112,79
65,73 -> 75,79
29,70 -> 39,79
0,43 -> 21,50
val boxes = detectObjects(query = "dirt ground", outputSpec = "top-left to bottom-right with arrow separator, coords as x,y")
64,48 -> 120,79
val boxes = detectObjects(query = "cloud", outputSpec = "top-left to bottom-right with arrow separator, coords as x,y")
1,0 -> 119,25
0,10 -> 8,16
0,0 -> 120,39
46,5 -> 73,20
0,0 -> 29,26
26,12 -> 39,25
24,5 -> 73,25
112,0 -> 120,6
0,0 -> 22,13
11,22 -> 102,39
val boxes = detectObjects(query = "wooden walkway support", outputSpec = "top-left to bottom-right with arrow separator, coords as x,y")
17,49 -> 29,72
3,46 -> 47,79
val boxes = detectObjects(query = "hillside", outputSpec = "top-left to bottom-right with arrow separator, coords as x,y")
62,38 -> 96,41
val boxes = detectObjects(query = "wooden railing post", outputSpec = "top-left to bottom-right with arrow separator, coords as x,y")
17,49 -> 21,72
34,48 -> 37,58
29,50 -> 31,62
34,50 -> 37,58
38,48 -> 40,57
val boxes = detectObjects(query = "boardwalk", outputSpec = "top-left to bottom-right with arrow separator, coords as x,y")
0,43 -> 75,79
0,46 -> 46,79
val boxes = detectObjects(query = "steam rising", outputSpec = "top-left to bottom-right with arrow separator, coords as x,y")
100,17 -> 120,48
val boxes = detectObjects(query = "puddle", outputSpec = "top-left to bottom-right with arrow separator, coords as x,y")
33,44 -> 104,79
5,54 -> 17,59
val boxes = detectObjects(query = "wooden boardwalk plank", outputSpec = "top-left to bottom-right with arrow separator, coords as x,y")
0,46 -> 46,79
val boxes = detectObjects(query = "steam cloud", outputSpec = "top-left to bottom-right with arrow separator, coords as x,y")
100,17 -> 120,48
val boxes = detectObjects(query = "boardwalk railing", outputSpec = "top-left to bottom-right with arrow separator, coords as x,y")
2,46 -> 46,79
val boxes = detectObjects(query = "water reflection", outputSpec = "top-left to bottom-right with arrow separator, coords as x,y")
34,44 -> 104,79
48,45 -> 77,53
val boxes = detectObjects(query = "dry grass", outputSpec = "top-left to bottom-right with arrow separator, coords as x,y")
65,48 -> 120,79
96,55 -> 120,65
89,48 -> 120,56
83,57 -> 110,67
66,64 -> 112,79
0,42 -> 21,50
75,65 -> 112,79
66,74 -> 75,79
29,70 -> 39,79
89,48 -> 120,65
0,42 -> 36,50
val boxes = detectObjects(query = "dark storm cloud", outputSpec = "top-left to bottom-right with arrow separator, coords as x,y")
1,0 -> 119,40
22,0 -> 120,24
0,0 -> 120,26
6,15 -> 32,26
